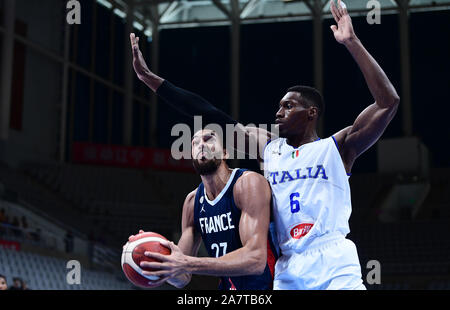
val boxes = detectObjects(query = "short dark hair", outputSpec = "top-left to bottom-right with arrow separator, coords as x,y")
287,86 -> 324,118
0,274 -> 6,281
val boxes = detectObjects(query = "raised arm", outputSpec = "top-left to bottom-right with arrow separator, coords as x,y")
330,1 -> 400,173
130,33 -> 163,91
130,33 -> 276,163
141,172 -> 272,280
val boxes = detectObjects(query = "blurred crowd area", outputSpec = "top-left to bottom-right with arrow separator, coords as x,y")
0,162 -> 449,290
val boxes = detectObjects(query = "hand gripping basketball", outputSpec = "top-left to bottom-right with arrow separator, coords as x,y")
121,230 -> 171,288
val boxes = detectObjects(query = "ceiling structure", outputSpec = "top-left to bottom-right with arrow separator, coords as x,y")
91,0 -> 449,140
2,0 -> 447,159
97,0 -> 450,36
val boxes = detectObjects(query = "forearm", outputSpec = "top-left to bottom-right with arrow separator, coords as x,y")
345,37 -> 400,107
169,220 -> 199,289
140,71 -> 164,93
156,80 -> 238,127
185,247 -> 265,277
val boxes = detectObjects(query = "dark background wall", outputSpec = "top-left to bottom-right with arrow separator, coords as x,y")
66,4 -> 449,173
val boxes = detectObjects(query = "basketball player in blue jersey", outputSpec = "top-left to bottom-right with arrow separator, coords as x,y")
131,129 -> 277,290
130,0 -> 399,290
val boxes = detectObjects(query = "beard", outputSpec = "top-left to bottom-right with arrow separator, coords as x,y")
192,157 -> 222,176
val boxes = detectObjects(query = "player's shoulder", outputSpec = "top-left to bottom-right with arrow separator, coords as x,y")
265,137 -> 283,147
234,171 -> 268,195
331,126 -> 352,149
239,170 -> 266,181
262,137 -> 284,160
233,171 -> 270,209
184,188 -> 199,208
263,137 -> 283,153
182,188 -> 199,224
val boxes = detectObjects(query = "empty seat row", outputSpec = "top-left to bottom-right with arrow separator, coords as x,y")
0,247 -> 133,290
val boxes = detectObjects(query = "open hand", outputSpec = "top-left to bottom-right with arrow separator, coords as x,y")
330,0 -> 357,45
130,33 -> 152,81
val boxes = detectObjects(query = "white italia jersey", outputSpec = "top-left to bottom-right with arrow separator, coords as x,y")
263,136 -> 364,290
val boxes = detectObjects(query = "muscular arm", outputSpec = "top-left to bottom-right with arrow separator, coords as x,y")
186,172 -> 271,276
330,1 -> 400,173
142,172 -> 272,279
164,189 -> 202,289
130,33 -> 276,163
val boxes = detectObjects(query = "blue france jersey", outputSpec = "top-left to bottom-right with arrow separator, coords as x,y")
193,168 -> 277,290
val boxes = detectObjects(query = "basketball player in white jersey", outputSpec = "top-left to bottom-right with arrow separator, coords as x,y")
262,0 -> 399,289
130,0 -> 399,290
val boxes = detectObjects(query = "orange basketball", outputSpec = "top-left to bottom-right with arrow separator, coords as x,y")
121,232 -> 171,288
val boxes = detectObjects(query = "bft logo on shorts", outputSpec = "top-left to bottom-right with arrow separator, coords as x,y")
290,223 -> 314,239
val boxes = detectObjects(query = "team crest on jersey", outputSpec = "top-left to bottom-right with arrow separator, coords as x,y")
199,196 -> 204,204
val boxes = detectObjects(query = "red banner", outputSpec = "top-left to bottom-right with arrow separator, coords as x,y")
72,142 -> 194,173
0,240 -> 21,251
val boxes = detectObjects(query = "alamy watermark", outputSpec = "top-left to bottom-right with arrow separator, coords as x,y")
66,1 -> 381,26
66,260 -> 81,285
367,0 -> 381,25
67,1 -> 381,26
366,259 -> 381,285
66,0 -> 81,25
170,116 -> 279,162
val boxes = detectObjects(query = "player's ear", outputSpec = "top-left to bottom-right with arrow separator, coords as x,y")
223,148 -> 230,160
308,107 -> 318,120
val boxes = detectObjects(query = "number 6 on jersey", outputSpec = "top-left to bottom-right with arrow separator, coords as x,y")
290,192 -> 300,213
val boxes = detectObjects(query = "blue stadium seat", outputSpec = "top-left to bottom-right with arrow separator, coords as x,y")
0,247 -> 132,290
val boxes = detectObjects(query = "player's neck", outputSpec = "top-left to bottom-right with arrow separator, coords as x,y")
286,130 -> 319,148
201,164 -> 233,201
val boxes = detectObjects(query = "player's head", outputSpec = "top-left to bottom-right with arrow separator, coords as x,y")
0,274 -> 8,290
191,129 -> 229,175
276,86 -> 324,138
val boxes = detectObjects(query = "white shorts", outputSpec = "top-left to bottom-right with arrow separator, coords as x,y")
273,236 -> 366,290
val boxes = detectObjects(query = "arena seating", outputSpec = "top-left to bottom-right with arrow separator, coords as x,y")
3,161 -> 449,289
0,246 -> 132,290
0,163 -> 86,237
346,168 -> 450,289
17,162 -> 199,244
351,218 -> 450,290
427,280 -> 450,290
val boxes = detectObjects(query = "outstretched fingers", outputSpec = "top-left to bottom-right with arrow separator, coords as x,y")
337,0 -> 347,17
330,1 -> 340,24
130,33 -> 140,57
142,269 -> 170,278
330,1 -> 340,34
144,251 -> 169,262
130,33 -> 136,47
140,261 -> 170,270
330,25 -> 338,34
